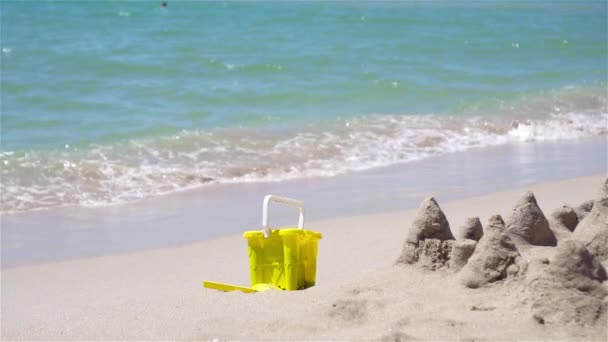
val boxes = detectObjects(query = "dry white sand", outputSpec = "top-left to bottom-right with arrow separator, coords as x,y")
2,175 -> 607,341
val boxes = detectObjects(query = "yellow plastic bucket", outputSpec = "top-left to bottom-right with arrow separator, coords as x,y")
243,195 -> 322,291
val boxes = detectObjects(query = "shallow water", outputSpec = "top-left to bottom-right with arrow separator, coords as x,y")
1,1 -> 607,213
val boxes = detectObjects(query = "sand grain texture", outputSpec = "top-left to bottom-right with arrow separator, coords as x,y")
571,178 -> 608,261
574,199 -> 594,221
2,175 -> 607,341
549,205 -> 578,241
523,240 -> 607,326
449,239 -> 477,271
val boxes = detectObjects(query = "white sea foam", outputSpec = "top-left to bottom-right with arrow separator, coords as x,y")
0,110 -> 606,214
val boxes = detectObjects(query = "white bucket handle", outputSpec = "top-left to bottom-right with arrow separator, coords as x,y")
262,195 -> 305,237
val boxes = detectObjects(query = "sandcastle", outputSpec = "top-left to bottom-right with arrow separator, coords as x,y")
456,217 -> 483,241
395,178 -> 608,326
459,215 -> 523,288
505,191 -> 556,246
395,197 -> 455,270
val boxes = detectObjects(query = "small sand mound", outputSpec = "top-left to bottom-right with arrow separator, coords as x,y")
548,206 -> 577,241
456,217 -> 483,241
571,185 -> 608,260
550,206 -> 578,232
524,240 -> 607,326
396,197 -> 454,266
506,191 -> 556,246
449,239 -> 477,271
574,200 -> 594,222
406,196 -> 454,241
549,240 -> 607,282
459,215 -> 522,288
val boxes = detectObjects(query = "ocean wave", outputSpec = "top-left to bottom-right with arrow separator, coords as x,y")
202,58 -> 284,73
1,106 -> 605,214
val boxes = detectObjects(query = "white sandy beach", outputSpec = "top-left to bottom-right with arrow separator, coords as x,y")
3,1 -> 607,341
2,174 -> 606,341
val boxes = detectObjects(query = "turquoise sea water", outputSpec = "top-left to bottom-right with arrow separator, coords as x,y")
1,1 -> 607,212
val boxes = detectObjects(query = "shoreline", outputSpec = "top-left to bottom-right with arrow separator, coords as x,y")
3,2 -> 607,339
2,137 -> 606,268
2,174 -> 606,340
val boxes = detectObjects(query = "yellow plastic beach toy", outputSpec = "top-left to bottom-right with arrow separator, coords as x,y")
203,195 -> 322,293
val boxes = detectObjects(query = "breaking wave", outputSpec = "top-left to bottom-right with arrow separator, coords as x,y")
1,89 -> 606,213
